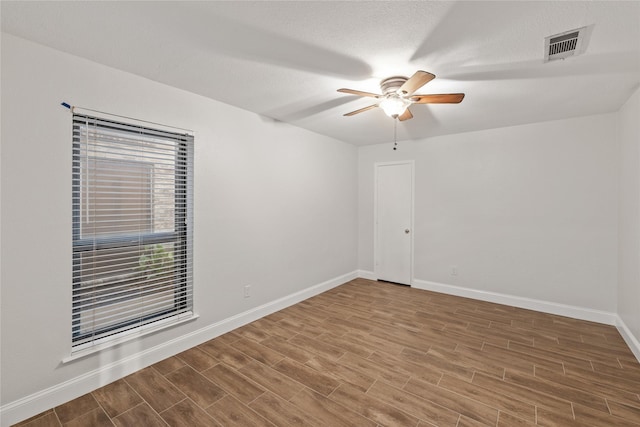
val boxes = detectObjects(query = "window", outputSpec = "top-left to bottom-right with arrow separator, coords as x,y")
72,113 -> 193,351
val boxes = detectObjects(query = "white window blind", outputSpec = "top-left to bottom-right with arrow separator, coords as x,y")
72,113 -> 193,351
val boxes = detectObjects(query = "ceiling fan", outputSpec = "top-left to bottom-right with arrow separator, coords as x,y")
338,70 -> 465,121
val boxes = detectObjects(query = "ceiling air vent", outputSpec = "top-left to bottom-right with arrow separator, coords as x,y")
544,26 -> 590,62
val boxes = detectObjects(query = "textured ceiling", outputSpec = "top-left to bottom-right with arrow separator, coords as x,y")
2,1 -> 639,145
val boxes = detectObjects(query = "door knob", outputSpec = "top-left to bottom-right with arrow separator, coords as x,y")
405,229 -> 410,234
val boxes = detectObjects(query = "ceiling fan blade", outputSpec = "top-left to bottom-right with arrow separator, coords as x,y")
337,88 -> 381,98
411,93 -> 465,104
344,104 -> 378,116
398,70 -> 435,96
398,108 -> 413,121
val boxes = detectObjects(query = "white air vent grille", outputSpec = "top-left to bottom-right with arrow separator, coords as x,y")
544,26 -> 590,62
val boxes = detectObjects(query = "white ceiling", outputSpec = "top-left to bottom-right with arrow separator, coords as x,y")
2,1 -> 639,145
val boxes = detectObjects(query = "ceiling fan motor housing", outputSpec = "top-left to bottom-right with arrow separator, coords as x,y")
380,76 -> 408,95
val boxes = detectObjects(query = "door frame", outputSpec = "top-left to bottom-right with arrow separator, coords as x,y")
374,160 -> 415,286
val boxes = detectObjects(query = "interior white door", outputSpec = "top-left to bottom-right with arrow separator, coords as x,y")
375,162 -> 413,285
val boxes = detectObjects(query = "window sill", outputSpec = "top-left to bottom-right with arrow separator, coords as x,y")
62,312 -> 199,363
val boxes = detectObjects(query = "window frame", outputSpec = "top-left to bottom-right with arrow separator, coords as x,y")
71,113 -> 193,351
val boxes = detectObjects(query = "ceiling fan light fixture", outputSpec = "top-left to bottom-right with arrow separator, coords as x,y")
379,95 -> 410,118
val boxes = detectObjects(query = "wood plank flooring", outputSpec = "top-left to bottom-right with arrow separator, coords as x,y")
14,278 -> 640,426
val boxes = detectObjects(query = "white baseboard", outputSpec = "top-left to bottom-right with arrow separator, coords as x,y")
616,316 -> 640,362
411,279 -> 618,326
1,270 -> 357,426
357,269 -> 377,280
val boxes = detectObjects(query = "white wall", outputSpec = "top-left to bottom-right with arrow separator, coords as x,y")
0,34 -> 358,422
618,86 -> 640,351
359,114 -> 619,314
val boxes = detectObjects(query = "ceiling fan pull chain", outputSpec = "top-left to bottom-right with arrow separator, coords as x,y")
393,118 -> 398,151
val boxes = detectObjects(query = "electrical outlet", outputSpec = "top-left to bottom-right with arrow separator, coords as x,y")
450,266 -> 458,276
244,285 -> 251,298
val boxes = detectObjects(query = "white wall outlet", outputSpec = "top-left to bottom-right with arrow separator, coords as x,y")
450,266 -> 458,276
244,285 -> 251,298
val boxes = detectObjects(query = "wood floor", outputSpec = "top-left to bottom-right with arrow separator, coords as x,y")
15,278 -> 640,427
